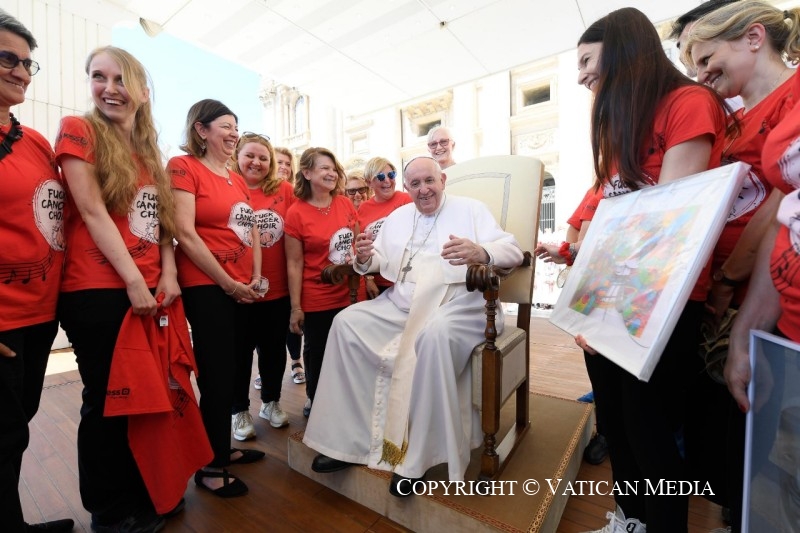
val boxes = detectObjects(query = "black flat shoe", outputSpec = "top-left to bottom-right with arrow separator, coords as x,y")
583,433 -> 608,465
194,469 -> 248,498
25,519 -> 75,532
230,447 -> 266,464
389,473 -> 424,497
311,454 -> 354,473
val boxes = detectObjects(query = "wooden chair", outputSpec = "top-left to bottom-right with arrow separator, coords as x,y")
322,155 -> 543,480
444,155 -> 543,480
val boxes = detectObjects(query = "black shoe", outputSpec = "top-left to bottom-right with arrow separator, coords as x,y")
25,519 -> 75,532
194,468 -> 248,498
311,454 -> 354,473
92,509 -> 164,533
583,433 -> 608,465
389,473 -> 424,497
303,398 -> 312,418
230,447 -> 266,464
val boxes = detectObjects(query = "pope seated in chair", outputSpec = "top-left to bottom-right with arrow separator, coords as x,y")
302,156 -> 523,496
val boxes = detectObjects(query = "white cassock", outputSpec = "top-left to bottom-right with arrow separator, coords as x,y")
303,194 -> 523,481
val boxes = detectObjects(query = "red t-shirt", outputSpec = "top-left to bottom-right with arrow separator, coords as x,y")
251,180 -> 295,300
357,192 -> 412,287
0,124 -> 64,331
713,76 -> 795,305
168,155 -> 255,288
284,195 -> 358,312
601,85 -> 727,301
55,116 -> 162,292
761,70 -> 800,340
566,187 -> 602,230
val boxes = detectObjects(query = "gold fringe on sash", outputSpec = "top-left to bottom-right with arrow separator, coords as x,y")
380,438 -> 408,467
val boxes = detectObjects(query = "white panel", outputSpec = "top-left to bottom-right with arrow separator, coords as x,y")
60,13 -> 76,110
73,16 -> 90,114
46,4 -> 61,108
47,103 -> 63,145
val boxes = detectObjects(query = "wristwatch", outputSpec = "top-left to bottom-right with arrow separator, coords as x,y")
712,268 -> 740,287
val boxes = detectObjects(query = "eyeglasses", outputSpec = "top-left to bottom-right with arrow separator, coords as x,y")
345,186 -> 369,196
374,170 -> 397,181
241,131 -> 270,142
0,51 -> 40,76
427,139 -> 450,150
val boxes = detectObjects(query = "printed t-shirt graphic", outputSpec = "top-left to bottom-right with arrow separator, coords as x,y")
284,195 -> 357,312
168,155 -> 255,287
0,124 -> 65,330
251,179 -> 295,300
55,116 -> 161,291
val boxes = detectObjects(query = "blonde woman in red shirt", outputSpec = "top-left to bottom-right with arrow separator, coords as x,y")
56,46 -> 177,530
230,133 -> 295,431
285,147 -> 357,418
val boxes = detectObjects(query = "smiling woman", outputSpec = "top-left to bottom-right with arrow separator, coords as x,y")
55,45 -> 182,530
284,147 -> 357,419
0,8 -> 71,532
168,98 -> 266,498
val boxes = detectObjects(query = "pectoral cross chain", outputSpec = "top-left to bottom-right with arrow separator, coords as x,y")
400,260 -> 412,282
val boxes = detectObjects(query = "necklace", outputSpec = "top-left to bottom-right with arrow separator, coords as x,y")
0,114 -> 23,163
201,156 -> 232,185
311,197 -> 332,215
400,201 -> 444,282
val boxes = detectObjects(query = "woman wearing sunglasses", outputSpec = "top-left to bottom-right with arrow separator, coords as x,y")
356,157 -> 412,298
345,168 -> 372,210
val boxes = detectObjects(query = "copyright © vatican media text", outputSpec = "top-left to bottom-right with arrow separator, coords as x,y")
392,478 -> 715,497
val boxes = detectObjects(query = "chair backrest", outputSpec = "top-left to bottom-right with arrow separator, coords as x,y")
444,155 -> 544,304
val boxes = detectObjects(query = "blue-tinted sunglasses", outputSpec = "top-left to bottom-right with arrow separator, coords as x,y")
374,170 -> 397,181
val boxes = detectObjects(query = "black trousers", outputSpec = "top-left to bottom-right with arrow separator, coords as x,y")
58,290 -> 153,525
233,295 -> 291,410
586,301 -> 702,533
286,331 -> 301,361
182,285 -> 248,467
302,307 -> 346,402
0,320 -> 58,532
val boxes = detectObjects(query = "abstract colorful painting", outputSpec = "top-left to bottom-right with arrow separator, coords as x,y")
550,163 -> 749,380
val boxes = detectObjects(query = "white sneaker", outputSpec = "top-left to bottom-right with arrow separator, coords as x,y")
232,411 -> 256,441
584,505 -> 646,533
253,375 -> 262,390
259,401 -> 289,428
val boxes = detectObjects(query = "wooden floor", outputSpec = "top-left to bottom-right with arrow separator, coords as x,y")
21,313 -> 726,532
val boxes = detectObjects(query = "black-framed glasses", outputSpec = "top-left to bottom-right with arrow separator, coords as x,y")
374,170 -> 397,181
427,139 -> 450,150
0,51 -> 40,76
241,131 -> 270,142
345,186 -> 368,196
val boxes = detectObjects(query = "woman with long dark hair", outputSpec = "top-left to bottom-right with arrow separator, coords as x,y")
537,8 -> 727,532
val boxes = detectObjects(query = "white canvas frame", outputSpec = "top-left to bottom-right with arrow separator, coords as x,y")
550,162 -> 749,381
743,330 -> 800,533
